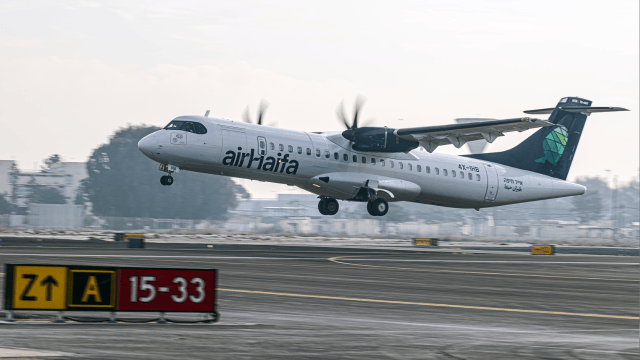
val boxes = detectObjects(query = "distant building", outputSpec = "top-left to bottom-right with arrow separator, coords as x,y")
0,160 -> 88,207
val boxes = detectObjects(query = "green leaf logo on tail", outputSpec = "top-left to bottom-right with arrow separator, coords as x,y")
535,125 -> 568,164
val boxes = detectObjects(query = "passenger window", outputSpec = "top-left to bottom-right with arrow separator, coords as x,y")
307,148 -> 311,155
297,146 -> 302,154
426,166 -> 431,174
343,154 -> 348,161
460,171 -> 464,179
195,123 -> 208,134
270,143 -> 275,150
353,155 -> 357,162
435,167 -> 439,175
468,172 -> 473,180
452,170 -> 456,178
417,165 -> 421,172
408,163 -> 412,171
334,152 -> 339,160
443,169 -> 448,176
316,149 -> 321,157
399,162 -> 403,170
390,161 -> 394,168
325,150 -> 330,158
279,144 -> 284,151
164,120 -> 184,130
371,158 -> 376,165
380,159 -> 385,167
476,174 -> 481,181
361,156 -> 366,164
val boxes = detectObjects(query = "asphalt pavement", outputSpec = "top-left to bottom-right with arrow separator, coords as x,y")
0,240 -> 637,359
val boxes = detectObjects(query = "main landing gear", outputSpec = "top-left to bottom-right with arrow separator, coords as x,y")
318,197 -> 339,216
367,198 -> 388,216
160,175 -> 173,186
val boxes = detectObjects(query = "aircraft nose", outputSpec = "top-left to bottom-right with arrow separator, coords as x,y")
138,134 -> 156,156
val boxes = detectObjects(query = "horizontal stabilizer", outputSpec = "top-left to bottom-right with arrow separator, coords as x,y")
525,106 -> 629,115
523,108 -> 554,114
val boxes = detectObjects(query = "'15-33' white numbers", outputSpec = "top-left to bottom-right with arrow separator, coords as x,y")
129,276 -> 206,303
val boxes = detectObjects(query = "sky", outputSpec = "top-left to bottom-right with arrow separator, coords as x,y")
0,0 -> 637,198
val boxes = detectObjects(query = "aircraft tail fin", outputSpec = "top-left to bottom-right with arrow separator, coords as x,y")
466,97 -> 628,180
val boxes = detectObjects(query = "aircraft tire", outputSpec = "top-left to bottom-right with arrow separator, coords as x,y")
165,176 -> 174,186
318,200 -> 327,215
160,176 -> 168,186
366,201 -> 377,216
324,199 -> 339,215
371,198 -> 388,216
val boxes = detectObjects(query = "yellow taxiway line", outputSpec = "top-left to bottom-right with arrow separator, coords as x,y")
328,257 -> 639,282
218,288 -> 638,320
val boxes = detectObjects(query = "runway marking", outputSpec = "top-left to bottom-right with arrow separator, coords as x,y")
218,288 -> 639,320
328,257 -> 639,282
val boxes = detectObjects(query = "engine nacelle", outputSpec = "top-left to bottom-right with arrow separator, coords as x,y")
342,127 -> 419,153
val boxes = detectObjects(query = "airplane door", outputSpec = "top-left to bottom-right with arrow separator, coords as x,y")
257,136 -> 267,156
306,132 -> 328,168
221,126 -> 247,153
483,164 -> 499,201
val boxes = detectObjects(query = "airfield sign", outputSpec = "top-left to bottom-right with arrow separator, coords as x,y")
4,264 -> 217,314
7,265 -> 68,310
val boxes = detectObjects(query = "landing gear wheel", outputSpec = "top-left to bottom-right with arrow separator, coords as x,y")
323,199 -> 339,216
318,200 -> 327,215
371,198 -> 388,216
160,175 -> 174,186
367,201 -> 375,216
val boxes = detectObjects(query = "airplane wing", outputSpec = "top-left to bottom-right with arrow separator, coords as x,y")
394,117 -> 553,153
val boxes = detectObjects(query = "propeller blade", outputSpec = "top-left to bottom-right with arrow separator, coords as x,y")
336,100 -> 351,129
257,99 -> 269,125
242,105 -> 252,123
361,118 -> 376,128
352,94 -> 366,130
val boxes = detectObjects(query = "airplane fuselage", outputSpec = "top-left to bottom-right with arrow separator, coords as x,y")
138,115 -> 585,212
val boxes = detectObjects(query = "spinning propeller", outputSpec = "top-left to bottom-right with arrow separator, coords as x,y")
336,95 -> 375,141
243,99 -> 271,126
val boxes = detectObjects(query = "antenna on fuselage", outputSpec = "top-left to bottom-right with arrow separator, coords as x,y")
204,110 -> 210,117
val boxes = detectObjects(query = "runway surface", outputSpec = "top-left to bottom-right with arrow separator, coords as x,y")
0,241 -> 638,359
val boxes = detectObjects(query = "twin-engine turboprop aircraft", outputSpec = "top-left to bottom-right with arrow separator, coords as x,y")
138,96 -> 627,216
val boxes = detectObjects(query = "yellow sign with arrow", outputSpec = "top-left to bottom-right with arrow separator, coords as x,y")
9,265 -> 68,310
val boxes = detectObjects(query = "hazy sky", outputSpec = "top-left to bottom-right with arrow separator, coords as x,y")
0,0 -> 637,198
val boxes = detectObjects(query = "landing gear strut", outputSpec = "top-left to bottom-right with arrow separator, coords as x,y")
318,197 -> 339,216
367,198 -> 388,216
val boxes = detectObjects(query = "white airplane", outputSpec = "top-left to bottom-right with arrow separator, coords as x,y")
138,96 -> 627,216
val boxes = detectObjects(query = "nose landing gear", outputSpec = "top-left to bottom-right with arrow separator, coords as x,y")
318,197 -> 339,216
159,164 -> 177,186
160,175 -> 174,186
367,198 -> 388,216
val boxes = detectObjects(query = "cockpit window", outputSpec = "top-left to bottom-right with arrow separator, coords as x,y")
163,120 -> 207,134
195,123 -> 207,134
164,121 -> 184,130
182,122 -> 195,133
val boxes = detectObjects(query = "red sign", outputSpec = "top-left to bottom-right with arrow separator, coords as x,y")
116,269 -> 216,312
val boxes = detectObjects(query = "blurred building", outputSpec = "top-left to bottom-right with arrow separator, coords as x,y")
0,161 -> 87,207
